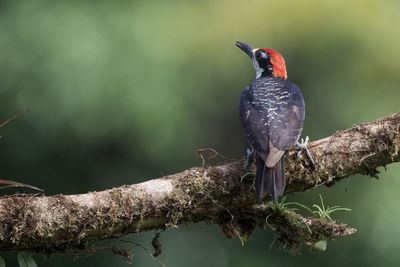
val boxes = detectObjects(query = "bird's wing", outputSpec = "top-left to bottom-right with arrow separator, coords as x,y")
266,102 -> 304,167
239,87 -> 269,153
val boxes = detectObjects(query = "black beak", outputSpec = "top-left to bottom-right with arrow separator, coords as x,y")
235,41 -> 254,58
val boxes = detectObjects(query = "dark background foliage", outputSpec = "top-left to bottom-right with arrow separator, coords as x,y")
0,0 -> 400,266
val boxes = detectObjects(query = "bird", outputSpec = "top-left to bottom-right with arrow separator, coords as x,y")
235,41 -> 305,202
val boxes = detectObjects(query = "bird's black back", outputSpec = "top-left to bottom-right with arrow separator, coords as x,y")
239,76 -> 305,155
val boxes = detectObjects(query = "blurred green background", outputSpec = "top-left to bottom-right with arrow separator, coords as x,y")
0,0 -> 400,266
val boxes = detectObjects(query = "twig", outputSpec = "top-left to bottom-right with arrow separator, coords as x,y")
0,110 -> 29,129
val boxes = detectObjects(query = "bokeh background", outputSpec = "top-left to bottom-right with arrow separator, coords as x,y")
0,0 -> 400,266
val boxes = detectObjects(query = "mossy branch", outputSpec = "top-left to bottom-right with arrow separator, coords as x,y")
0,113 -> 399,254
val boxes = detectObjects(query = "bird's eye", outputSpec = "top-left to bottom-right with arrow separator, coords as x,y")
256,50 -> 267,60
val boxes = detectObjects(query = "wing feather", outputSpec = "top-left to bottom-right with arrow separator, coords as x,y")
239,87 -> 269,153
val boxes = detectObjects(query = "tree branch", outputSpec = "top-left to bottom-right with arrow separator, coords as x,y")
0,113 -> 399,254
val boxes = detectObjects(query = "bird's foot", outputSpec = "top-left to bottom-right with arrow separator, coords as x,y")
243,148 -> 255,170
296,136 -> 309,150
296,136 -> 315,170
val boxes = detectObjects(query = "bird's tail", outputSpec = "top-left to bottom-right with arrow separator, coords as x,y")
255,155 -> 286,202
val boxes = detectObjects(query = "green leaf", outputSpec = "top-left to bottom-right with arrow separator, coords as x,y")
313,240 -> 327,252
17,253 -> 38,267
318,195 -> 325,211
0,256 -> 5,267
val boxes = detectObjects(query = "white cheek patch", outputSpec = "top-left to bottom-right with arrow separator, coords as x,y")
251,48 -> 265,78
252,57 -> 264,79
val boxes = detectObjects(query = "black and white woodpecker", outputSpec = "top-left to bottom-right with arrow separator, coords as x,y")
236,41 -> 308,202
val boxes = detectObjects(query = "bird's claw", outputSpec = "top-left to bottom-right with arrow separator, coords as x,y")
244,148 -> 255,170
296,136 -> 315,170
296,136 -> 309,150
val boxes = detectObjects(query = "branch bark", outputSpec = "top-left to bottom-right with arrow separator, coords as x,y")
1,113 -> 399,254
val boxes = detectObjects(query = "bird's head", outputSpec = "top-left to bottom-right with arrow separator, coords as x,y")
235,41 -> 287,80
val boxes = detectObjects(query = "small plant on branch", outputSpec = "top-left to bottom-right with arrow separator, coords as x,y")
291,194 -> 351,222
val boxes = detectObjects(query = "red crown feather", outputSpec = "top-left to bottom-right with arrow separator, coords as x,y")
262,48 -> 287,80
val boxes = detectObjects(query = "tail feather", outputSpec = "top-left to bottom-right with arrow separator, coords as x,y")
255,156 -> 266,201
274,158 -> 286,196
265,167 -> 276,201
255,156 -> 286,202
